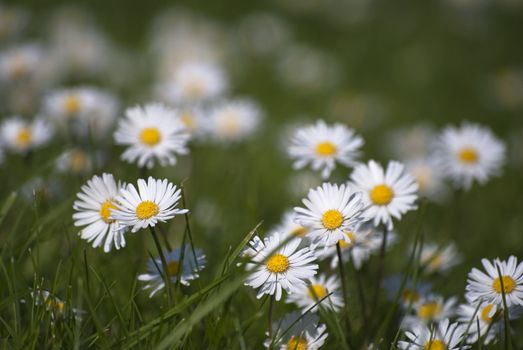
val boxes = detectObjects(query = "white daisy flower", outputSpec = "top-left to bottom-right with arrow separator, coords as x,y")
208,99 -> 262,143
398,319 -> 468,350
350,160 -> 418,229
288,120 -> 364,179
466,256 -> 523,307
457,300 -> 504,345
420,242 -> 462,274
0,44 -> 43,82
286,274 -> 344,312
433,123 -> 506,189
317,223 -> 396,270
44,87 -> 95,123
112,177 -> 188,233
177,106 -> 208,139
384,276 -> 432,309
294,182 -> 366,248
402,294 -> 457,328
159,61 -> 227,104
244,231 -> 318,301
405,158 -> 448,203
77,88 -> 119,138
386,124 -> 436,160
0,116 -> 53,153
264,312 -> 328,350
56,148 -> 93,175
114,103 -> 190,168
73,173 -> 127,252
138,246 -> 206,297
273,210 -> 311,241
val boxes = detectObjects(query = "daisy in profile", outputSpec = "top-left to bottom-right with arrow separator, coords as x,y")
112,177 -> 188,233
114,103 -> 190,168
457,299 -> 505,345
350,160 -> 418,229
264,312 -> 328,350
244,231 -> 318,301
288,120 -> 364,179
73,173 -> 127,252
138,246 -> 206,297
159,61 -> 228,104
398,319 -> 468,350
286,274 -> 344,312
273,210 -> 311,241
433,123 -> 506,189
420,242 -> 462,274
0,116 -> 53,153
466,256 -> 523,307
318,223 -> 396,270
208,99 -> 262,143
294,182 -> 366,248
402,294 -> 457,328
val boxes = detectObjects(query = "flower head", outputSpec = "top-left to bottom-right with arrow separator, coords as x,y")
286,274 -> 344,312
398,319 -> 468,350
264,312 -> 328,350
0,116 -> 53,153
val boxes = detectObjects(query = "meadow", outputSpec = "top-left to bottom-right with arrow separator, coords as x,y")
1,1 -> 523,349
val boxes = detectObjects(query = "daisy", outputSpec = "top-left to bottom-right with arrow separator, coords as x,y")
397,319 -> 468,350
177,105 -> 208,139
466,256 -> 523,307
244,231 -> 318,301
0,116 -> 53,153
114,103 -> 190,168
159,61 -> 228,104
0,44 -> 43,82
294,182 -> 366,247
350,160 -> 418,229
457,299 -> 505,345
56,148 -> 93,175
76,88 -> 119,138
433,123 -> 506,189
288,120 -> 364,179
420,242 -> 462,274
112,177 -> 188,233
317,223 -> 396,270
73,173 -> 127,252
384,276 -> 432,309
264,312 -> 328,350
207,99 -> 262,143
273,210 -> 311,241
44,87 -> 94,122
138,246 -> 206,297
286,274 -> 344,312
405,158 -> 448,203
402,294 -> 457,328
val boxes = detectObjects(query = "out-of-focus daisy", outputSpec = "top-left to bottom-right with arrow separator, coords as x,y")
288,120 -> 364,179
318,223 -> 396,270
398,319 -> 468,350
264,312 -> 328,350
0,116 -> 53,153
402,294 -> 457,328
434,123 -> 506,189
457,299 -> 505,345
44,87 -> 94,122
466,256 -> 523,307
350,160 -> 418,229
176,106 -> 208,139
384,276 -> 432,309
56,148 -> 93,175
73,173 -> 127,252
30,290 -> 80,320
208,99 -> 262,143
273,210 -> 311,241
244,232 -> 318,301
138,246 -> 206,297
420,242 -> 462,274
0,44 -> 43,83
159,61 -> 227,104
286,274 -> 344,312
114,103 -> 190,168
405,158 -> 448,203
294,182 -> 365,248
113,177 -> 188,233
386,124 -> 436,160
78,88 -> 119,138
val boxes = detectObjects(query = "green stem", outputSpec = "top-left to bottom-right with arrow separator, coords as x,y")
336,242 -> 353,344
149,226 -> 172,305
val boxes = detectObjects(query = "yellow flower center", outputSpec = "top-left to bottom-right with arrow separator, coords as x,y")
217,114 -> 240,136
427,254 -> 443,269
321,209 -> 343,230
338,231 -> 355,248
423,339 -> 446,350
492,275 -> 516,293
15,128 -> 32,148
401,289 -> 420,304
140,127 -> 162,146
481,304 -> 495,323
266,253 -> 290,274
370,184 -> 394,206
135,201 -> 159,220
287,336 -> 308,350
290,225 -> 308,237
315,141 -> 337,157
417,301 -> 441,320
180,111 -> 195,131
99,200 -> 117,224
185,79 -> 204,98
69,150 -> 89,172
458,147 -> 478,164
166,261 -> 180,277
64,95 -> 80,115
307,284 -> 327,300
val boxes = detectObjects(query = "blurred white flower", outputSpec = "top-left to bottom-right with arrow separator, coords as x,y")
398,319 -> 468,350
208,99 -> 262,143
286,274 -> 344,312
56,148 -> 93,175
402,294 -> 457,328
420,242 -> 462,274
0,43 -> 44,83
264,312 -> 328,350
0,116 -> 53,153
404,157 -> 448,203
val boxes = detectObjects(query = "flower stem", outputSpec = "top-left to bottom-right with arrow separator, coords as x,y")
336,242 -> 353,341
371,226 -> 388,321
149,226 -> 172,305
268,295 -> 274,338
